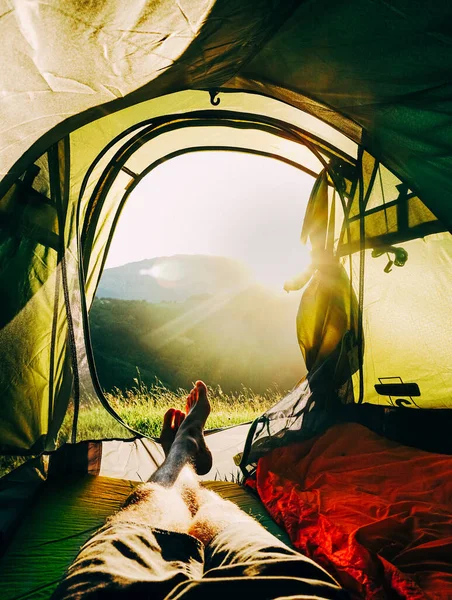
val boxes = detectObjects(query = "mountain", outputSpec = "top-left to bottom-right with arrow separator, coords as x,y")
90,255 -> 307,393
97,255 -> 254,303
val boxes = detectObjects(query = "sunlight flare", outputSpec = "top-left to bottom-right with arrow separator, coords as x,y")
141,284 -> 250,350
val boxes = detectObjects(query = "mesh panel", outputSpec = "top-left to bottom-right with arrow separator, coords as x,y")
240,342 -> 351,473
68,263 -> 139,444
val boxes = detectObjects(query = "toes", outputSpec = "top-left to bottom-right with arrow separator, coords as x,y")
174,410 -> 185,428
162,408 -> 186,434
195,380 -> 207,400
185,390 -> 194,414
163,408 -> 175,430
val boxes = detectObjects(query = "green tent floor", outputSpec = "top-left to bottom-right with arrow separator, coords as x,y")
0,474 -> 290,600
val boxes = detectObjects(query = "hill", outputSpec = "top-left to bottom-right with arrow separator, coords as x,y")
90,255 -> 306,394
97,255 -> 253,303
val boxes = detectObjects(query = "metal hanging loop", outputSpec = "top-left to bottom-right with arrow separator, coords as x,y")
209,89 -> 221,106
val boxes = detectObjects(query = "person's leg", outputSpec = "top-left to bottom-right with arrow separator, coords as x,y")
118,380 -> 342,593
188,487 -> 256,545
53,380 -> 347,599
190,487 -> 335,576
168,486 -> 346,599
51,382 -> 212,600
109,380 -> 211,525
150,381 -> 212,487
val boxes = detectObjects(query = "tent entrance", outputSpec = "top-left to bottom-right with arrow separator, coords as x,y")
72,109 -> 358,447
79,108 -> 357,304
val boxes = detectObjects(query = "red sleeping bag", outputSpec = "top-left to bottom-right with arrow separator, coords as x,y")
253,423 -> 452,599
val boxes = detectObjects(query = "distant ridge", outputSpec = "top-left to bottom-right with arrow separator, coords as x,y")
98,255 -> 254,303
91,254 -> 306,393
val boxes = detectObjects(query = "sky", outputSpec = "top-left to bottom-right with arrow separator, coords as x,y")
105,151 -> 314,292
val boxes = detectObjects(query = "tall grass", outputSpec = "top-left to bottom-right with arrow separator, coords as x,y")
104,379 -> 280,437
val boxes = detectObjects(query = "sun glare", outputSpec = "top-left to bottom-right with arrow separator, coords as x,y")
107,151 -> 314,293
140,262 -> 182,282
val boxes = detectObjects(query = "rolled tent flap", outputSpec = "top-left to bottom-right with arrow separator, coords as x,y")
295,170 -> 358,380
296,263 -> 358,377
300,169 -> 329,248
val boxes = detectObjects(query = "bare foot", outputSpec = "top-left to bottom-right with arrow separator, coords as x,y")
175,381 -> 212,476
160,408 -> 185,457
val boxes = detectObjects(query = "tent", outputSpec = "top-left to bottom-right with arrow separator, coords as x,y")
1,1 -> 452,598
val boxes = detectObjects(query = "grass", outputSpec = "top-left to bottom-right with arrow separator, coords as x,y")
0,381 -> 281,478
104,380 -> 279,437
0,455 -> 33,478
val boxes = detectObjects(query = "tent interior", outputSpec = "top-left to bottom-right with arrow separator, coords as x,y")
1,1 -> 452,598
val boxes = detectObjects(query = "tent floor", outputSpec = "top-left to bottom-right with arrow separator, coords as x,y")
0,474 -> 290,600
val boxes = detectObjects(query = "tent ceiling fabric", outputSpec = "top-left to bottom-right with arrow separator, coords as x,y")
1,0 -> 451,230
0,0 -> 298,182
240,0 -> 452,229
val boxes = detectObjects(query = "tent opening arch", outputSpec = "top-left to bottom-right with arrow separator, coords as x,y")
75,109 -> 357,440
